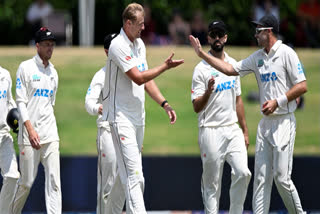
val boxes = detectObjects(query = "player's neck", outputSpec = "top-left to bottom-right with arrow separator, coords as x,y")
264,37 -> 277,54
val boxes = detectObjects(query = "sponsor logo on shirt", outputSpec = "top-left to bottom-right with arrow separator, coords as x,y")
210,70 -> 219,77
215,80 -> 235,92
260,72 -> 278,82
191,89 -> 194,94
0,90 -> 7,99
16,77 -> 22,89
33,88 -> 54,98
258,59 -> 264,67
32,74 -> 41,82
137,63 -> 146,72
297,63 -> 304,74
125,56 -> 132,61
86,86 -> 91,95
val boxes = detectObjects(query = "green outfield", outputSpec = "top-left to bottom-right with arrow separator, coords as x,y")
0,46 -> 319,156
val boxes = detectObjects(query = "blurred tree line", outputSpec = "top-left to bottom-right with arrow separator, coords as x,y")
0,0 -> 303,46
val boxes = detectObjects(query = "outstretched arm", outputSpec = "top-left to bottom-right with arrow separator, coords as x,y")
126,53 -> 184,86
189,35 -> 238,76
145,80 -> 177,124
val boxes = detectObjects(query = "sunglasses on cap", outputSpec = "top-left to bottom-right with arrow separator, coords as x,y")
209,31 -> 226,39
255,27 -> 273,34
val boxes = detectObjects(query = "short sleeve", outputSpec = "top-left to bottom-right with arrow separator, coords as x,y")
191,66 -> 206,101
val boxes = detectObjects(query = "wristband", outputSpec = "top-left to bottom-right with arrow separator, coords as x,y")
161,100 -> 168,107
276,94 -> 288,108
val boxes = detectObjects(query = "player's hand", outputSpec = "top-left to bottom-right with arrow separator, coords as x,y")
244,133 -> 249,150
164,52 -> 184,69
163,103 -> 177,124
28,128 -> 41,150
98,104 -> 103,115
189,35 -> 202,57
208,76 -> 215,92
261,99 -> 278,115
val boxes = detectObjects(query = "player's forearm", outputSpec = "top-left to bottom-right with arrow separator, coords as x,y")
199,51 -> 238,76
145,80 -> 166,105
193,90 -> 212,113
286,80 -> 307,102
136,63 -> 168,85
236,96 -> 249,135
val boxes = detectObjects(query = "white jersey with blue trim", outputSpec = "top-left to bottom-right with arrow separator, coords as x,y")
15,54 -> 59,145
191,52 -> 241,127
233,40 -> 306,115
0,66 -> 16,136
102,28 -> 148,126
85,66 -> 109,128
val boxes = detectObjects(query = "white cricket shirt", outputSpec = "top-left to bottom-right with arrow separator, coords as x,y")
85,66 -> 109,128
192,52 -> 241,127
233,40 -> 306,115
16,54 -> 59,145
102,28 -> 148,126
0,66 -> 16,136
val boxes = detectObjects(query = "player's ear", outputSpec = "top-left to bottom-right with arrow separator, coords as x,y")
207,35 -> 213,43
223,34 -> 228,43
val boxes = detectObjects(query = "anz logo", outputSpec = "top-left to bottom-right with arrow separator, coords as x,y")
215,80 -> 235,93
86,86 -> 91,95
34,88 -> 53,98
0,90 -> 7,99
137,63 -> 146,72
260,72 -> 278,82
16,78 -> 22,89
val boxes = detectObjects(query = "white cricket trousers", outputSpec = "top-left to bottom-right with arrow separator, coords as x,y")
253,113 -> 304,214
96,125 -> 118,214
107,122 -> 146,214
199,124 -> 251,214
12,141 -> 61,214
0,135 -> 20,214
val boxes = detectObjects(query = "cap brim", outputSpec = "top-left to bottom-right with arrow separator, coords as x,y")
251,21 -> 263,26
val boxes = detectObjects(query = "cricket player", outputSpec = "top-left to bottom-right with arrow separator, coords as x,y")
190,14 -> 307,214
192,20 -> 251,214
85,33 -> 125,214
12,27 -> 61,214
0,66 -> 20,214
102,3 -> 184,213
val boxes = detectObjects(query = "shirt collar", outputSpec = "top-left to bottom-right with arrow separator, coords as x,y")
270,40 -> 282,54
34,54 -> 53,69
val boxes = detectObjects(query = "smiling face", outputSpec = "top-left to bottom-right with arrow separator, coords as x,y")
128,11 -> 145,40
254,25 -> 271,47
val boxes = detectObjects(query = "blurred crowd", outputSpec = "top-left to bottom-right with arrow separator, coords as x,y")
25,0 -> 320,47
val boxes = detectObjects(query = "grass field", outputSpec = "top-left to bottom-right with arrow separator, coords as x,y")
0,46 -> 319,156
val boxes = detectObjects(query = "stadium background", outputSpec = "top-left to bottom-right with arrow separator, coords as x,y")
0,0 -> 319,213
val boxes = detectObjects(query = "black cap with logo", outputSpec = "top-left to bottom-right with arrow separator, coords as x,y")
252,14 -> 279,34
208,20 -> 227,34
35,27 -> 56,43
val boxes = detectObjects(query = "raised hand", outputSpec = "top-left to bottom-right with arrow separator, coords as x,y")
189,35 -> 202,57
164,52 -> 184,69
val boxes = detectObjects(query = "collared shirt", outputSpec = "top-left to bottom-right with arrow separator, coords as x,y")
192,52 -> 241,127
233,40 -> 306,115
85,66 -> 109,128
0,66 -> 16,137
102,28 -> 148,126
16,54 -> 59,145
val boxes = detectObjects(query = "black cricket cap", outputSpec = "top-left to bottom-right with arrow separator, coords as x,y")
252,14 -> 279,34
104,33 -> 118,49
208,20 -> 227,34
35,27 -> 56,43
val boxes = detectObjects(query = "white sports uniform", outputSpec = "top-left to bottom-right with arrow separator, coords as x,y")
13,54 -> 61,214
102,28 -> 147,214
192,52 -> 251,214
233,40 -> 306,214
0,66 -> 20,214
85,66 -> 122,214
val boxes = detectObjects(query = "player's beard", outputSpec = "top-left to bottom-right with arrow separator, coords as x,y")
211,41 -> 225,52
